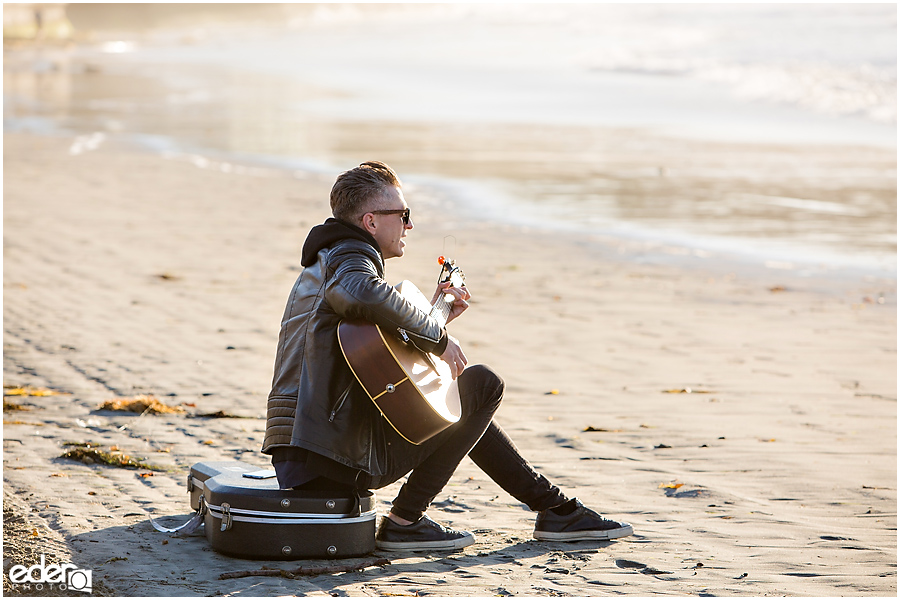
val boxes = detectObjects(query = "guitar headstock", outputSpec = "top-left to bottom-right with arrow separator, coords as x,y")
437,256 -> 466,288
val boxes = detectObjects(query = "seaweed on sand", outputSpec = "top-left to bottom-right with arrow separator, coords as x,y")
98,395 -> 185,415
59,443 -> 166,471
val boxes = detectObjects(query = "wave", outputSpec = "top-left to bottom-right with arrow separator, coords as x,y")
281,3 -> 896,125
584,56 -> 896,124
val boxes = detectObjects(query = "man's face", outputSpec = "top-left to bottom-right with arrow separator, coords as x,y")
367,186 -> 413,260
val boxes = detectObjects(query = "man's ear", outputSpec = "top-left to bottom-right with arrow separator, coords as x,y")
360,212 -> 377,234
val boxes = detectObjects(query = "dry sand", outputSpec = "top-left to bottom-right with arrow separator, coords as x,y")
3,132 -> 896,596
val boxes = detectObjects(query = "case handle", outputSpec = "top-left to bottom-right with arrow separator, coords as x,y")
149,496 -> 206,535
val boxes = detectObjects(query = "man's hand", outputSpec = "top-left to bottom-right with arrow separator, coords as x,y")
432,281 -> 471,325
440,334 -> 467,379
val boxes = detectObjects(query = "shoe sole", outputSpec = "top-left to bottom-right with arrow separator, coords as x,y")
533,523 -> 634,541
375,533 -> 476,552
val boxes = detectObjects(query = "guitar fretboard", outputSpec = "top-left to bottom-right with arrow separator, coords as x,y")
428,295 -> 453,329
428,260 -> 465,330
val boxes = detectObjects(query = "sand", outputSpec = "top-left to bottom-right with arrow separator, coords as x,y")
3,132 -> 896,596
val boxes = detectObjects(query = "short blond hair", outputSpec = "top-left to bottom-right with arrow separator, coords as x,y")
330,161 -> 402,223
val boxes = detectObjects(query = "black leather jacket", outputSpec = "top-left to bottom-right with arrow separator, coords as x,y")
262,219 -> 447,477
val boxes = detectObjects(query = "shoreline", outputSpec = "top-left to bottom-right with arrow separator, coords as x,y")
3,131 -> 896,596
7,119 -> 897,282
4,30 -> 897,277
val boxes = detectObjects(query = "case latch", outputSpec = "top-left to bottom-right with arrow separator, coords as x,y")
220,503 -> 233,531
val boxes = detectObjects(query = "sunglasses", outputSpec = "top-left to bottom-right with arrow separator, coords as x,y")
371,208 -> 411,225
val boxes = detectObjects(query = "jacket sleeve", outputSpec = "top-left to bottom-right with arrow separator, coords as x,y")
324,241 -> 447,355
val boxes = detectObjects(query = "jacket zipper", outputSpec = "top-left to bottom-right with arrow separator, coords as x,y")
329,383 -> 353,422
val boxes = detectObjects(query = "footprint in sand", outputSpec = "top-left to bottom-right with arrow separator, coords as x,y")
615,559 -> 672,575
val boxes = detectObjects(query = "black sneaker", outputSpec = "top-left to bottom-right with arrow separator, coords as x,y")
375,515 -> 475,551
534,498 -> 633,541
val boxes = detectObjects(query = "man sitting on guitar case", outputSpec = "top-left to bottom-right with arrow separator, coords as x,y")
262,161 -> 633,551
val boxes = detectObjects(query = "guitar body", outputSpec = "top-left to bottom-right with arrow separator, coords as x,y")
338,280 -> 461,445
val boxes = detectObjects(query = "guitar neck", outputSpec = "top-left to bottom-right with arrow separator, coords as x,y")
428,295 -> 453,329
428,258 -> 465,330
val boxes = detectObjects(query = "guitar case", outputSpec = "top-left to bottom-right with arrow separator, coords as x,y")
183,461 -> 376,560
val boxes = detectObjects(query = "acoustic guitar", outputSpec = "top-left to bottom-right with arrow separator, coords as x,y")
337,257 -> 465,445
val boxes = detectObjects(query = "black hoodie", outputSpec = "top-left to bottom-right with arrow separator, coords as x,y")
301,218 -> 382,268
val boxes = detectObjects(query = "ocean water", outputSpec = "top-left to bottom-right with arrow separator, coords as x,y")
4,3 -> 896,273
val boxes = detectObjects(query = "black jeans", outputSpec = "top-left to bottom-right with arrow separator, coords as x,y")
364,364 -> 568,522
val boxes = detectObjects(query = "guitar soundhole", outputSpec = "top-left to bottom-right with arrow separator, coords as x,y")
386,383 -> 395,393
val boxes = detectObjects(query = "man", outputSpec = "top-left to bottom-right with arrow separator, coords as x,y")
262,161 -> 633,551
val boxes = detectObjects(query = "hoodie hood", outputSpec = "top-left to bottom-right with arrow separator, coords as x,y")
300,218 -> 382,267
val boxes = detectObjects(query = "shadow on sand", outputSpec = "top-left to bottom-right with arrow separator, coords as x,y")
68,514 -> 626,596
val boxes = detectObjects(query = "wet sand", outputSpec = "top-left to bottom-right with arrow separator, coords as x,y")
3,20 -> 896,270
3,132 -> 896,596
